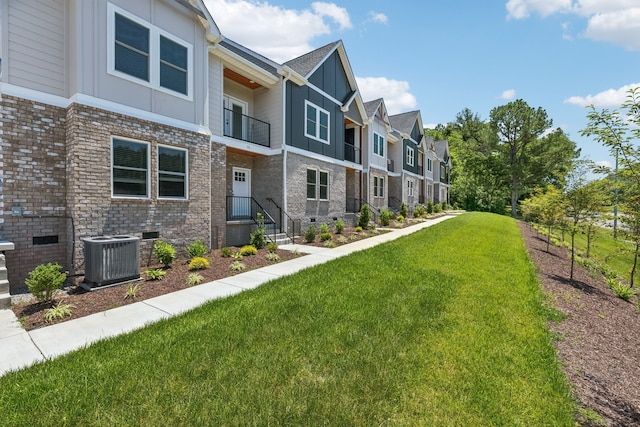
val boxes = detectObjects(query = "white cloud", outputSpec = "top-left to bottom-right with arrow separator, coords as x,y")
356,77 -> 418,114
564,82 -> 640,107
367,11 -> 389,25
424,123 -> 438,129
506,0 -> 640,50
595,160 -> 612,168
204,0 -> 352,63
500,89 -> 517,100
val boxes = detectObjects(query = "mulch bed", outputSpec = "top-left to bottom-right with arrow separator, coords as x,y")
519,221 -> 640,426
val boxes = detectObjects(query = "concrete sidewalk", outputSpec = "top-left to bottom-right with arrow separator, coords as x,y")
0,214 -> 456,377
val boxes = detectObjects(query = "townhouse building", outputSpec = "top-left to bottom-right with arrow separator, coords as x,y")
0,0 -> 448,296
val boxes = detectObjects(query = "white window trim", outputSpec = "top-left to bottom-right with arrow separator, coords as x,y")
304,100 -> 330,144
107,3 -> 193,101
407,180 -> 414,197
406,145 -> 415,167
306,168 -> 330,200
373,132 -> 385,158
157,144 -> 189,200
111,136 -> 151,199
374,176 -> 384,198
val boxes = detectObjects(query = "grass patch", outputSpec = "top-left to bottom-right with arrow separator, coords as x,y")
0,213 -> 575,425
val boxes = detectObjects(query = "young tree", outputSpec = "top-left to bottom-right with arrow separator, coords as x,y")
490,100 -> 552,217
522,185 -> 565,252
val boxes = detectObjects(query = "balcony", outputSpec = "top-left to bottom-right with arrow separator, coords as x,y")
344,143 -> 361,164
417,165 -> 424,176
223,108 -> 270,148
387,159 -> 395,172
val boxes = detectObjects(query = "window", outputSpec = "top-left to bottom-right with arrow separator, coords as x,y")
112,137 -> 149,197
407,180 -> 414,200
427,158 -> 432,172
305,101 -> 330,143
373,133 -> 384,157
406,145 -> 415,166
109,4 -> 192,98
158,145 -> 187,198
374,176 -> 384,198
307,168 -> 329,200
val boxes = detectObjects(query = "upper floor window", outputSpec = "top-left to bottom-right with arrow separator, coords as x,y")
158,145 -> 188,199
427,158 -> 432,172
406,145 -> 415,167
373,133 -> 384,157
305,101 -> 330,144
112,137 -> 149,198
108,3 -> 192,99
307,168 -> 329,200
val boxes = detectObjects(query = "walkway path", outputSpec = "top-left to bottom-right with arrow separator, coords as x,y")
0,214 -> 457,377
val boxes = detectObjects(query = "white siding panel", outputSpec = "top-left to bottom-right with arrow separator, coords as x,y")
208,56 -> 223,136
7,0 -> 65,96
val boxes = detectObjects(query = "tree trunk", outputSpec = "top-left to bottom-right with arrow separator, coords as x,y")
570,230 -> 576,280
631,241 -> 639,288
546,224 -> 551,252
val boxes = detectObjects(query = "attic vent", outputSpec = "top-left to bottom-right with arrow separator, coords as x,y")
83,235 -> 140,288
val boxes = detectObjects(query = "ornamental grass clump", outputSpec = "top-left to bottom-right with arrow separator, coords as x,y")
43,301 -> 75,323
145,268 -> 166,281
25,263 -> 67,302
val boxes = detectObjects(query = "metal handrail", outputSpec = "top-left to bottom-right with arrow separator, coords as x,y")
266,198 -> 298,244
223,108 -> 271,147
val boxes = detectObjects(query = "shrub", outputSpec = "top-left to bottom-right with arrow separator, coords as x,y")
606,278 -> 635,301
441,201 -> 448,211
379,209 -> 393,226
145,268 -> 166,281
266,242 -> 278,253
43,301 -> 75,323
186,273 -> 204,287
305,225 -> 317,243
123,283 -> 140,300
232,251 -> 243,260
320,232 -> 333,242
426,200 -> 434,214
324,240 -> 337,248
433,203 -> 443,213
399,203 -> 408,218
358,204 -> 371,229
249,213 -> 267,249
414,204 -> 426,218
337,236 -> 348,244
396,214 -> 405,222
230,261 -> 246,272
185,239 -> 208,258
335,220 -> 345,234
188,257 -> 210,270
355,226 -> 363,232
266,252 -> 280,262
319,223 -> 330,234
153,240 -> 176,267
240,245 -> 258,256
221,247 -> 233,258
25,263 -> 67,302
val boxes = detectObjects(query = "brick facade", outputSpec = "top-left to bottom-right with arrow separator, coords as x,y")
1,96 -> 225,293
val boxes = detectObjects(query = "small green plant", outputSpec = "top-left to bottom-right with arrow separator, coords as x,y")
433,203 -> 443,213
335,220 -> 345,234
186,273 -> 204,287
153,240 -> 176,267
426,200 -> 434,214
221,247 -> 233,258
324,240 -> 337,248
320,232 -> 333,242
240,245 -> 258,256
399,202 -> 408,218
249,213 -> 267,249
266,242 -> 278,253
396,214 -> 405,222
319,223 -> 330,234
43,301 -> 75,323
606,277 -> 634,301
414,204 -> 426,218
266,252 -> 280,262
379,209 -> 393,226
123,283 -> 140,300
25,262 -> 67,302
355,226 -> 363,232
232,251 -> 243,260
185,239 -> 208,258
305,225 -> 317,243
358,204 -> 371,229
337,236 -> 348,244
230,261 -> 246,272
291,248 -> 301,256
441,201 -> 448,211
188,257 -> 210,270
145,268 -> 166,281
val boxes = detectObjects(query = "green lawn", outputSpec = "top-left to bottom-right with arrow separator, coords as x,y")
0,213 -> 575,426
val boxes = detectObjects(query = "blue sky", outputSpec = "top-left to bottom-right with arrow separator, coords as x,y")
204,0 -> 640,169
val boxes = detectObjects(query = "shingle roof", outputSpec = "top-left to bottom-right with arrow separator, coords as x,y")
219,38 -> 279,76
389,110 -> 420,136
435,140 -> 449,160
283,40 -> 341,77
344,97 -> 363,123
364,98 -> 383,119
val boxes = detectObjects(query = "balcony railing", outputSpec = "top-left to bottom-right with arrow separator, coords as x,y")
417,165 -> 424,176
223,108 -> 270,147
344,143 -> 361,164
387,159 -> 395,172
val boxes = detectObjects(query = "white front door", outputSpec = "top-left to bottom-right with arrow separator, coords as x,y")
232,167 -> 251,218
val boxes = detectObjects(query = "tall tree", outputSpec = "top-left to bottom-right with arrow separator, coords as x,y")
490,100 -> 553,217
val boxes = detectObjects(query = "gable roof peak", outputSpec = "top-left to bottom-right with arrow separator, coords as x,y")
283,40 -> 342,77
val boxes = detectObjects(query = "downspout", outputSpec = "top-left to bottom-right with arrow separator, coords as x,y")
281,70 -> 293,213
